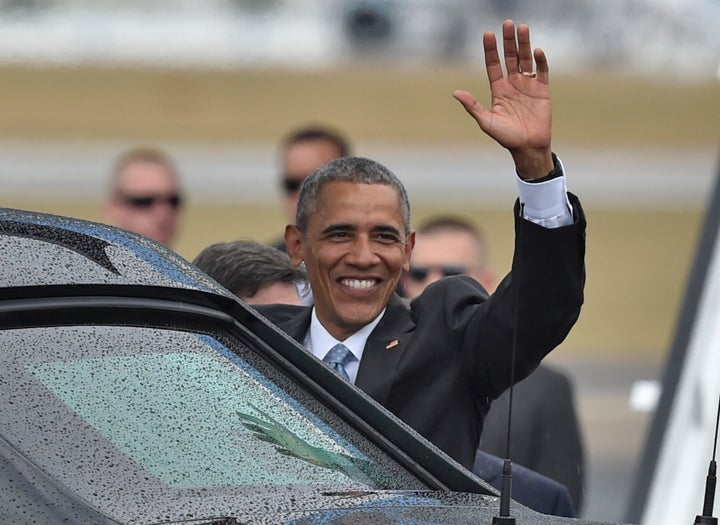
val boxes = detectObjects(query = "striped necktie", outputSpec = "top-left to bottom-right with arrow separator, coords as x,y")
323,343 -> 356,381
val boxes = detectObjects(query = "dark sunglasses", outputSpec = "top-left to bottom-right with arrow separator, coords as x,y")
406,265 -> 467,282
281,178 -> 305,194
119,194 -> 183,210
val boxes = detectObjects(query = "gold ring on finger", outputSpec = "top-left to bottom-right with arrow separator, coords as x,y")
521,71 -> 537,78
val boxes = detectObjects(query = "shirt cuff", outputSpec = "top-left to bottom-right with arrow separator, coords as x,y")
516,155 -> 574,229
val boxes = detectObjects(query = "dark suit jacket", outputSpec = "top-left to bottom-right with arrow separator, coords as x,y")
256,195 -> 586,470
479,364 -> 585,512
472,450 -> 576,518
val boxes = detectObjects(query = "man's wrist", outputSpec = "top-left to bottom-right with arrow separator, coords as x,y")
511,148 -> 555,180
520,153 -> 562,183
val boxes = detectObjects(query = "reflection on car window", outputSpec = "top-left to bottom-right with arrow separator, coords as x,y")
0,326 -> 424,521
30,344 -> 378,488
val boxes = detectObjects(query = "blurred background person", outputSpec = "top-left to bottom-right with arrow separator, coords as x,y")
193,239 -> 307,305
400,216 -> 496,297
272,124 -> 352,252
103,147 -> 184,248
400,215 -> 585,512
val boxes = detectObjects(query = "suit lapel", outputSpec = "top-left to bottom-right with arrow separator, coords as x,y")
273,306 -> 313,345
355,295 -> 415,406
265,300 -> 413,407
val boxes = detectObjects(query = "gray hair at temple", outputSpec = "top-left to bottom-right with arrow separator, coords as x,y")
193,240 -> 307,299
295,156 -> 411,235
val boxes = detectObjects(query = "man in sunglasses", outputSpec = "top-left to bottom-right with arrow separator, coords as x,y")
271,125 -> 351,253
401,215 -> 585,512
103,147 -> 184,248
400,216 -> 496,299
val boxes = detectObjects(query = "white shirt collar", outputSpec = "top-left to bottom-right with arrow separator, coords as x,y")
304,307 -> 386,383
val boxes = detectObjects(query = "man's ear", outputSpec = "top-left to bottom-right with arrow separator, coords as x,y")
284,225 -> 305,266
402,230 -> 416,272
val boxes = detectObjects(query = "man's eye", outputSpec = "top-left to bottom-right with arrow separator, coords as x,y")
376,233 -> 400,243
328,231 -> 350,239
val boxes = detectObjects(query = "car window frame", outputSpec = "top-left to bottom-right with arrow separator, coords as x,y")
0,283 -> 494,497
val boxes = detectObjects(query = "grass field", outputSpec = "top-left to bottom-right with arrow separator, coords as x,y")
3,64 -> 716,362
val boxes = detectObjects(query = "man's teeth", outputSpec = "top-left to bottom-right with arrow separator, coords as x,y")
341,279 -> 376,289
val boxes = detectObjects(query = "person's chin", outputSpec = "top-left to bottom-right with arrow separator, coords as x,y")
332,301 -> 373,325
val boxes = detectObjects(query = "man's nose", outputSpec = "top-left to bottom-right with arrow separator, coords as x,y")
347,236 -> 380,266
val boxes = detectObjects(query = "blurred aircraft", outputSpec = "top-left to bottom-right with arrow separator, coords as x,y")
0,0 -> 717,78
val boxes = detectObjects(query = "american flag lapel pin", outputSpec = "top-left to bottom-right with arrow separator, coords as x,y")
385,339 -> 399,350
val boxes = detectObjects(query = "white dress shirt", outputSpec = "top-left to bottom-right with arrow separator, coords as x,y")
303,307 -> 385,384
517,157 -> 573,228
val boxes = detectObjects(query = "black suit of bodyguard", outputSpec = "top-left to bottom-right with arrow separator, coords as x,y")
257,21 -> 586,470
258,195 -> 585,469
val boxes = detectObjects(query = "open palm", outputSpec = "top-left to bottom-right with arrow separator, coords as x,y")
454,20 -> 553,178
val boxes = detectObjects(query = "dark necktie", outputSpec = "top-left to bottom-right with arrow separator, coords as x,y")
323,343 -> 356,381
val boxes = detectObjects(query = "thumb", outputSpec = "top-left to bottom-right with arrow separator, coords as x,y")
452,90 -> 489,128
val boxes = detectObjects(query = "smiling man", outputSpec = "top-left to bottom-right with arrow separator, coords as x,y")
288,168 -> 413,341
255,20 -> 586,471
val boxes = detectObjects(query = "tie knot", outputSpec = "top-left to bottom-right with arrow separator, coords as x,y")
324,343 -> 355,367
323,344 -> 356,381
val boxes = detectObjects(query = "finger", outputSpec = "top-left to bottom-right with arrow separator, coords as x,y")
517,23 -> 534,75
534,47 -> 549,84
502,19 -> 519,75
482,31 -> 503,84
452,90 -> 490,129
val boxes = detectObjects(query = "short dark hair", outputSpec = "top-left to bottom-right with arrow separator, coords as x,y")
193,240 -> 307,299
417,216 -> 484,238
416,215 -> 488,266
281,125 -> 351,158
295,156 -> 411,235
109,147 -> 179,192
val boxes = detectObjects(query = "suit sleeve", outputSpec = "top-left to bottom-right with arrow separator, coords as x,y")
441,192 -> 586,401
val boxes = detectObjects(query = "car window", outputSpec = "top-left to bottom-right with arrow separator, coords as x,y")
0,325 -> 426,521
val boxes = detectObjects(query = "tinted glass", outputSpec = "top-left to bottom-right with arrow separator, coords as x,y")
0,325 -> 425,522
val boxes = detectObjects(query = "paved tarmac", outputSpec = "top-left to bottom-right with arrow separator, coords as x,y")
555,356 -> 662,523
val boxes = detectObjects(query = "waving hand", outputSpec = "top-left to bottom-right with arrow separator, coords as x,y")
453,20 -> 554,180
